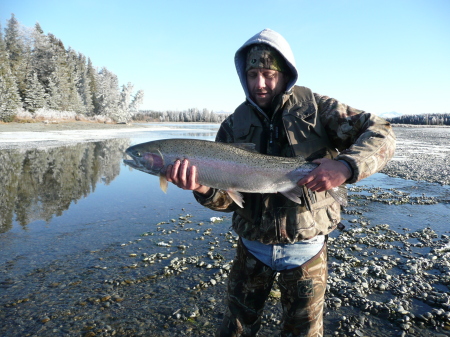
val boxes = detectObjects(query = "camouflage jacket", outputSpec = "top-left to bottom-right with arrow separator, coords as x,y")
194,86 -> 396,244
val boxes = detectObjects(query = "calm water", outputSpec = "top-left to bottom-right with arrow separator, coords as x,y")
0,124 -> 222,275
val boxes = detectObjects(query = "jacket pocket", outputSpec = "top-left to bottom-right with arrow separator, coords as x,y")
282,103 -> 324,158
291,191 -> 341,240
285,100 -> 317,121
234,123 -> 257,141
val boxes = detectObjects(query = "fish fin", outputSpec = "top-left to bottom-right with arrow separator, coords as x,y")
226,190 -> 244,208
160,175 -> 168,193
328,185 -> 348,206
280,186 -> 304,205
229,143 -> 258,152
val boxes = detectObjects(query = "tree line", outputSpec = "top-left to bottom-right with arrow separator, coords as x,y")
0,14 -> 143,123
133,108 -> 229,123
386,113 -> 450,126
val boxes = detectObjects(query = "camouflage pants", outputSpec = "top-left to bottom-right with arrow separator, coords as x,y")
216,239 -> 328,337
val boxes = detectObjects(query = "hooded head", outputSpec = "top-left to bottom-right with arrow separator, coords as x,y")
245,44 -> 288,73
235,29 -> 298,109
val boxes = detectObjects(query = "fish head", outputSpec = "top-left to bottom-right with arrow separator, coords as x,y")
124,143 -> 165,176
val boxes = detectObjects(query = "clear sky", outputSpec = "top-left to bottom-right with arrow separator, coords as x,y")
1,0 -> 449,115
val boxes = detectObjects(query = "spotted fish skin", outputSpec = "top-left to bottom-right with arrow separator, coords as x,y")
123,138 -> 346,207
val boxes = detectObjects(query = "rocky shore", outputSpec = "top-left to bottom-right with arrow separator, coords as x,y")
382,126 -> 450,186
1,125 -> 449,336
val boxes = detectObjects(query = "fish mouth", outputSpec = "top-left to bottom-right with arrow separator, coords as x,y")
123,153 -> 147,172
123,148 -> 164,175
123,158 -> 140,169
123,147 -> 148,172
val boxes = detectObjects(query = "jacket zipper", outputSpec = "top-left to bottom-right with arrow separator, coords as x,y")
269,117 -> 288,241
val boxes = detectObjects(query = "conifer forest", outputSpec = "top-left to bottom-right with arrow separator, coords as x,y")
386,113 -> 450,126
0,14 -> 146,123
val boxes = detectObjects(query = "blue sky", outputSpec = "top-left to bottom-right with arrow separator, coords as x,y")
1,0 -> 449,115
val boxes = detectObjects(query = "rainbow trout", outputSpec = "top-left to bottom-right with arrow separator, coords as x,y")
123,138 -> 347,208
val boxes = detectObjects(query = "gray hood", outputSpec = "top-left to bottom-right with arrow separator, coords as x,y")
235,29 -> 298,104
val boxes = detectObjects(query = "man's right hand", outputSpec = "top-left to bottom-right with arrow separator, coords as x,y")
165,159 -> 212,195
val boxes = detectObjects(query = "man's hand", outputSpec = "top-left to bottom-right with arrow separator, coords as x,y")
166,159 -> 212,195
298,158 -> 351,192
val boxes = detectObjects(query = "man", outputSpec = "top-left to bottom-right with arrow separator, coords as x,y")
166,29 -> 395,337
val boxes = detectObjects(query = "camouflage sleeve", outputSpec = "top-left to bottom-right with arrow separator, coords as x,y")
314,93 -> 396,184
192,115 -> 239,212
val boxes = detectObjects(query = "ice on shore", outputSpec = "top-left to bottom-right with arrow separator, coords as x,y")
0,124 -> 209,150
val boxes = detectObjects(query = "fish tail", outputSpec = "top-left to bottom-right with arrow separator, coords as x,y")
328,185 -> 348,206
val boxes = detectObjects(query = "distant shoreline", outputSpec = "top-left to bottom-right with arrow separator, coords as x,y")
0,121 -> 147,133
391,123 -> 450,128
0,121 -> 221,133
0,121 -> 221,150
1,120 -> 449,133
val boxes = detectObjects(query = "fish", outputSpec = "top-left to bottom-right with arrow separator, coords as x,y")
123,138 -> 347,208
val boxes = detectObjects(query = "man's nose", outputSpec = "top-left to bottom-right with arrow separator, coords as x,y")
256,74 -> 266,88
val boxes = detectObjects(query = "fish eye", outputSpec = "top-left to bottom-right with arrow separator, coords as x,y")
134,150 -> 142,157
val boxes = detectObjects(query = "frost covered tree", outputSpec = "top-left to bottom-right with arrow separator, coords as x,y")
24,71 -> 47,112
4,14 -> 27,99
2,14 -> 144,121
86,58 -> 100,116
74,53 -> 93,115
65,48 -> 84,113
114,83 -> 144,123
45,74 -> 61,110
201,108 -> 211,122
133,109 -> 229,123
115,82 -> 133,123
0,24 -> 21,121
46,34 -> 68,110
130,90 -> 144,114
96,67 -> 120,118
31,22 -> 54,90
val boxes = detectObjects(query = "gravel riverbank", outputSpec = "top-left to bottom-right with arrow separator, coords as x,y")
382,126 -> 450,186
1,124 -> 449,337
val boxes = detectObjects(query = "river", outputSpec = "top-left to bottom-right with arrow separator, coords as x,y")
0,124 -> 449,336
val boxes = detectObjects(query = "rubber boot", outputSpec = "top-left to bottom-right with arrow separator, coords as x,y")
277,243 -> 328,337
216,239 -> 276,337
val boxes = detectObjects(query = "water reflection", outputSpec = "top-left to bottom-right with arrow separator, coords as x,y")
0,138 -> 130,232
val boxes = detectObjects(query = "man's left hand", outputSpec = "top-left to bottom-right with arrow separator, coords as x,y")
298,158 -> 351,192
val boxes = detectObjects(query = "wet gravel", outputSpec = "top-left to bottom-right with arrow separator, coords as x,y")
381,126 -> 450,186
1,126 -> 450,337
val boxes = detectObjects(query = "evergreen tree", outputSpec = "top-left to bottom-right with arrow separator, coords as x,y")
0,24 -> 21,121
130,90 -> 144,114
46,75 -> 61,110
116,82 -> 133,122
48,34 -> 76,111
4,14 -> 27,100
75,53 -> 94,115
31,22 -> 54,91
96,67 -> 120,119
86,58 -> 99,115
115,84 -> 144,123
65,48 -> 83,112
24,71 -> 47,112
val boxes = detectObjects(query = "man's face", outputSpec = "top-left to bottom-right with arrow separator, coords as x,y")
246,68 -> 287,109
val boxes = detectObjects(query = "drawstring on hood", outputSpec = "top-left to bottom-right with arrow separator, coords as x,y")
235,29 -> 298,109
